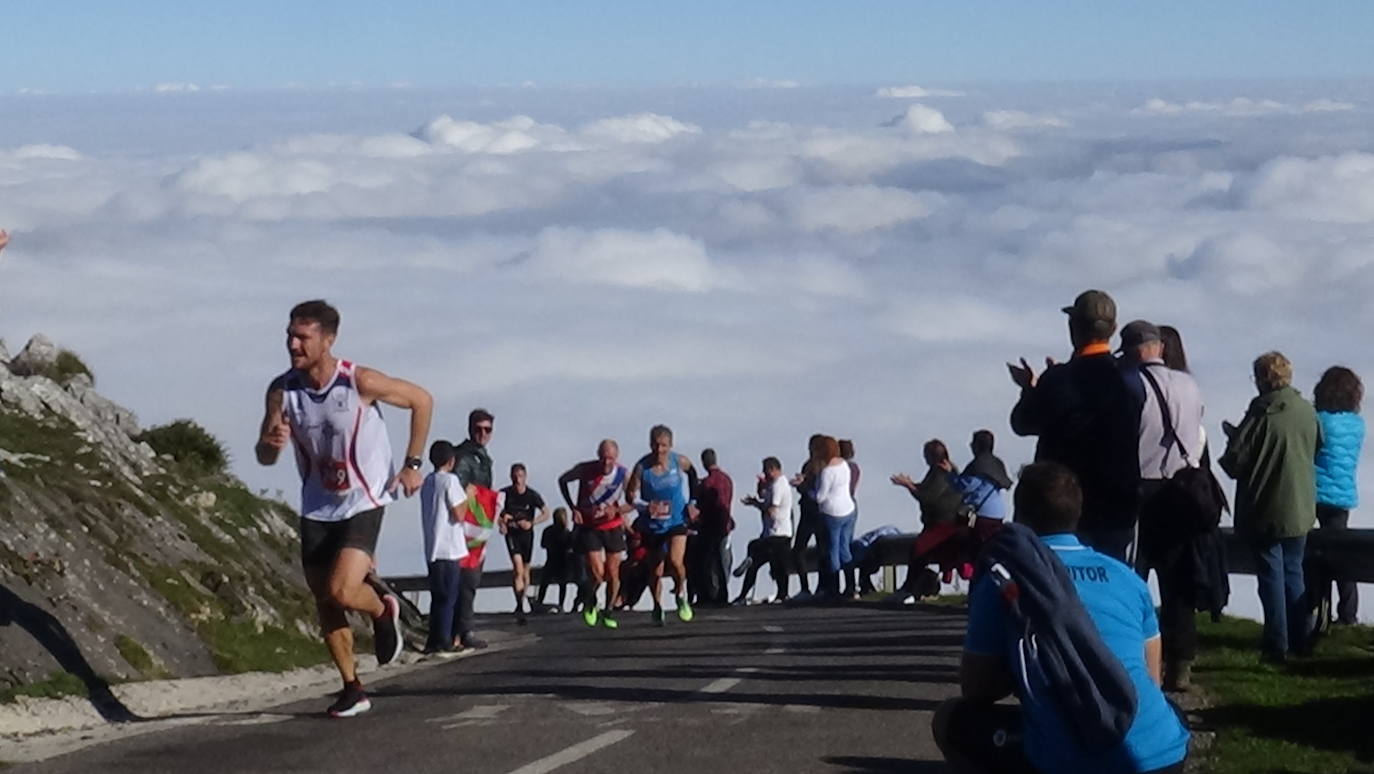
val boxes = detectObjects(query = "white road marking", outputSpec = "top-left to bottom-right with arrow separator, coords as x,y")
783,704 -> 821,714
502,729 -> 635,774
765,646 -> 786,655
762,625 -> 784,633
564,701 -> 621,716
699,677 -> 743,694
433,704 -> 513,729
214,714 -> 290,726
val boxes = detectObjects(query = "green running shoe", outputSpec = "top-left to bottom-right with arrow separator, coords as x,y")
652,607 -> 666,627
601,613 -> 619,630
582,606 -> 600,628
676,597 -> 694,623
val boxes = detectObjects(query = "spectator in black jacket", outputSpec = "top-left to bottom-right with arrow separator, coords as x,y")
1009,290 -> 1142,562
452,408 -> 495,649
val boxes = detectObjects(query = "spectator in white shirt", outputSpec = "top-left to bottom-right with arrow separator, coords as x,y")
419,440 -> 469,656
735,457 -> 795,604
811,436 -> 856,599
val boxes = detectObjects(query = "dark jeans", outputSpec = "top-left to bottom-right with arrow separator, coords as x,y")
1252,535 -> 1308,656
739,536 -> 792,600
457,565 -> 482,641
688,533 -> 732,605
537,556 -> 572,610
425,559 -> 462,651
1138,481 -> 1198,663
792,502 -> 827,594
844,543 -> 880,597
1308,505 -> 1359,626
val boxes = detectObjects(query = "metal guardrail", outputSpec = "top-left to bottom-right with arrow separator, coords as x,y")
382,527 -> 1374,602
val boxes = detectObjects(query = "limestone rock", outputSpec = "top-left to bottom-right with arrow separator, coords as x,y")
9,335 -> 59,378
184,491 -> 217,509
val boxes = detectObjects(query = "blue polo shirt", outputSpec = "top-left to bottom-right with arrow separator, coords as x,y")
965,533 -> 1190,774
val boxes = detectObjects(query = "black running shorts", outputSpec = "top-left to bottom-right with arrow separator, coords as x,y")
505,526 -> 535,562
299,508 -> 384,570
578,526 -> 627,554
640,525 -> 689,553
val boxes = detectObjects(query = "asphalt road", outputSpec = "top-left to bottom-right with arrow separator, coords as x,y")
16,604 -> 967,773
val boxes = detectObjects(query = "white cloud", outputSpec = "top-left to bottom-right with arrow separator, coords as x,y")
1302,98 -> 1357,112
523,227 -> 720,291
740,77 -> 801,89
876,84 -> 965,98
783,185 -> 939,233
415,114 -> 574,153
152,82 -> 201,93
1132,96 -> 1357,117
6,85 -> 1374,625
1239,152 -> 1374,223
0,144 -> 82,162
579,113 -> 701,144
892,104 -> 956,134
982,110 -> 1070,130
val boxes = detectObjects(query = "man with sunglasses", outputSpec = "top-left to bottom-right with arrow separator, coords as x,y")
453,409 -> 496,650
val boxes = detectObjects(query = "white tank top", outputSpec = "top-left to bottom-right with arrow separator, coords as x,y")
282,359 -> 394,522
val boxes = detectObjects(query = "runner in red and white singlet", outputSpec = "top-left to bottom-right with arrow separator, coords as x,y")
255,300 -> 433,718
558,439 -> 632,629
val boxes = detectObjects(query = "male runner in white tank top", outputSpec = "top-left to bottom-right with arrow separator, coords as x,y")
256,299 -> 433,718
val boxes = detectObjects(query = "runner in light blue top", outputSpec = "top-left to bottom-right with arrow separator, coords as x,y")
627,424 -> 699,626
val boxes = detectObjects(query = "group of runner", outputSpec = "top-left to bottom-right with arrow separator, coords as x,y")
554,427 -> 698,629
257,300 -> 708,716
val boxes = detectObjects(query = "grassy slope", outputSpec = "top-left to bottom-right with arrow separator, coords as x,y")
1196,616 -> 1374,774
0,405 -> 327,703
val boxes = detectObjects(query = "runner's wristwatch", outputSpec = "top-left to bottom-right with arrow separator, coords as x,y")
403,456 -> 423,471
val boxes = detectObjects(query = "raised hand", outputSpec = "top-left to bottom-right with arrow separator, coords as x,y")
1007,357 -> 1037,389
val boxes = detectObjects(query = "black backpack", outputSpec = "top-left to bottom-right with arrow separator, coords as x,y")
1141,367 -> 1229,532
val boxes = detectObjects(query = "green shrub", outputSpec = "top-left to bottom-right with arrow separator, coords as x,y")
0,671 -> 89,703
24,348 -> 94,386
115,635 -> 157,677
135,420 -> 229,475
53,349 -> 93,385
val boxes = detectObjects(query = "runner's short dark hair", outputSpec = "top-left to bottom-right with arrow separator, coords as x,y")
468,408 -> 495,432
971,430 -> 995,454
701,448 -> 717,468
511,462 -> 526,475
838,439 -> 855,459
290,299 -> 339,336
763,457 -> 782,472
650,424 -> 673,444
429,440 -> 456,468
1014,462 -> 1082,535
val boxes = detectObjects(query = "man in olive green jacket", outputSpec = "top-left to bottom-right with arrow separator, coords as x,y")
1219,351 -> 1321,661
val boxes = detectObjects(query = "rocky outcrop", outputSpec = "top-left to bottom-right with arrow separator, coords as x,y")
0,336 -> 320,696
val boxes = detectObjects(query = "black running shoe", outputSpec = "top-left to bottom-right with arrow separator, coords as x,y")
327,683 -> 371,718
374,594 -> 403,666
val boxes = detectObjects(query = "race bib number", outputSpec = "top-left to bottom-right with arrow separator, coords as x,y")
649,501 -> 671,520
319,459 -> 350,492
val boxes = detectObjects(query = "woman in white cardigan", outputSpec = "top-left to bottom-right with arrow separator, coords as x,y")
810,435 -> 857,598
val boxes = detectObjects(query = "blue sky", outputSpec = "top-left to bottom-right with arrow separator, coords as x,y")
5,1 -> 1373,92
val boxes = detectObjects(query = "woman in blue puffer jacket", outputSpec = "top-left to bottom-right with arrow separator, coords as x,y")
1311,366 -> 1365,628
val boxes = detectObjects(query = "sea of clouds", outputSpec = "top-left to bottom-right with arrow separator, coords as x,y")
3,80 -> 1373,614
